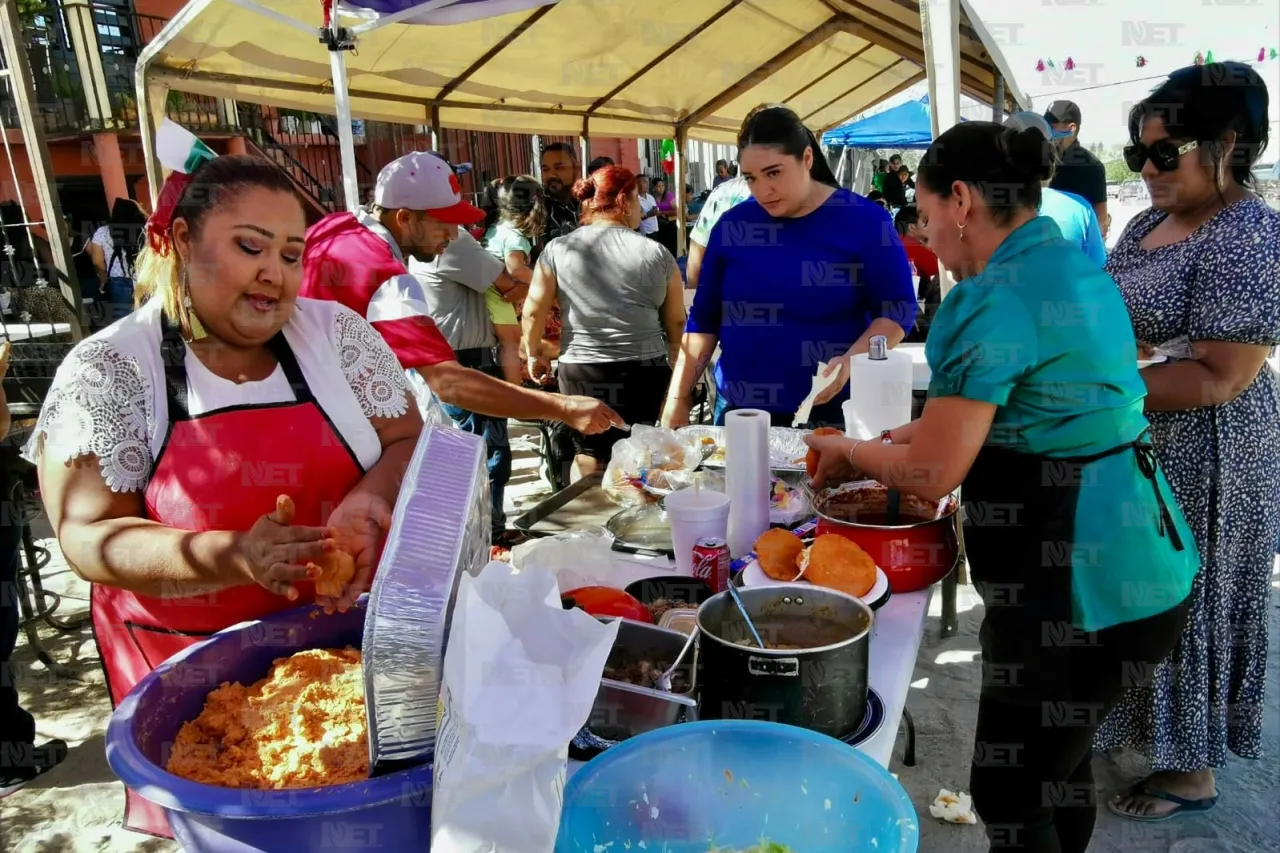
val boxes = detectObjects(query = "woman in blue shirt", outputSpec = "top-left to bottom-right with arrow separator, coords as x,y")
805,122 -> 1198,853
661,105 -> 917,428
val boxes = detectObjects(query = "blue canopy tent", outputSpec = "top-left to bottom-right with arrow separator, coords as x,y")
822,97 -> 935,149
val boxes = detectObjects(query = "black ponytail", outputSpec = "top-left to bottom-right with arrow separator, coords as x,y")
738,104 -> 838,188
916,122 -> 1053,224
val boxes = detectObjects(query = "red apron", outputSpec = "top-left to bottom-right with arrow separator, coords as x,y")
91,321 -> 365,837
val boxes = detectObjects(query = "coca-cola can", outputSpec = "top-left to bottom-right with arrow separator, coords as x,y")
691,537 -> 731,593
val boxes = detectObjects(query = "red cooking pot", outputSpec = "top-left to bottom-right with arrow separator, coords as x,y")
813,481 -> 959,593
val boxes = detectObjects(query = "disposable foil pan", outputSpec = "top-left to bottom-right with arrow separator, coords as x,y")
362,426 -> 490,776
678,425 -> 811,471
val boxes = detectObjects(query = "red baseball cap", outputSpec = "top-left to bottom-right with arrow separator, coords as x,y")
373,151 -> 485,224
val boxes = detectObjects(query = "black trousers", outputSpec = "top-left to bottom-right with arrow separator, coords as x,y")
556,358 -> 672,460
964,444 -> 1190,852
0,461 -> 36,758
970,594 -> 1188,852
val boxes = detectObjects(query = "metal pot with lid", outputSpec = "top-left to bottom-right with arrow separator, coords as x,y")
695,585 -> 872,740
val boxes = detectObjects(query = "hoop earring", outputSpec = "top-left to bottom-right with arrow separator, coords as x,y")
182,266 -> 207,341
957,221 -> 967,242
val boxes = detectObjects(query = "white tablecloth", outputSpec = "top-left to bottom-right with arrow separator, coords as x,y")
566,554 -> 931,775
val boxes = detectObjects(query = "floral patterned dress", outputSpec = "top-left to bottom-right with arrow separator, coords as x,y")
1094,198 -> 1280,770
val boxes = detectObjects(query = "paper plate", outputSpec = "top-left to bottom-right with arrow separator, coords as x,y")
1138,355 -> 1168,369
741,560 -> 890,610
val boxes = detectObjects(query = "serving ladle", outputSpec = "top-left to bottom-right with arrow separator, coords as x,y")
656,626 -> 698,693
726,577 -> 766,649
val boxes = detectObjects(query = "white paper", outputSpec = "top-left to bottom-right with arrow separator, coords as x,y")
929,788 -> 978,824
431,563 -> 621,853
725,409 -> 771,558
845,349 -> 913,439
792,360 -> 845,427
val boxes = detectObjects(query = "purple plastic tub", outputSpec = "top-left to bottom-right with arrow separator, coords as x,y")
105,598 -> 432,852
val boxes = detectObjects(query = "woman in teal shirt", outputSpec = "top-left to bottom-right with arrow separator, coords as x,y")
806,122 -> 1197,853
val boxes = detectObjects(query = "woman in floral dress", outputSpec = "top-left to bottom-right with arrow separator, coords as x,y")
1096,62 -> 1280,821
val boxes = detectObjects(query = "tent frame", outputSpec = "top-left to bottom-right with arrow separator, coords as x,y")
138,0 -> 1027,251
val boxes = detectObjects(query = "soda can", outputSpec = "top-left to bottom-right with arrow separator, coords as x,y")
691,537 -> 731,593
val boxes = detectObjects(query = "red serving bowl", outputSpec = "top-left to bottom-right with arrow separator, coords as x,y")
813,482 -> 959,593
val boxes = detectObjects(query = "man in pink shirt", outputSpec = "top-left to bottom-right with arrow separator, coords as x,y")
302,151 -> 623,436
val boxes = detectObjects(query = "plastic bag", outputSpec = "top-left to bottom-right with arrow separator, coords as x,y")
431,563 -> 620,853
602,425 -> 703,506
511,528 -> 627,593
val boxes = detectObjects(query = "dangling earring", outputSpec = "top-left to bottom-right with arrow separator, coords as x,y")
957,221 -> 967,242
182,265 -> 207,341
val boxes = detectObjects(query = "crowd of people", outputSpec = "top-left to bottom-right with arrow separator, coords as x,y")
0,57 -> 1275,853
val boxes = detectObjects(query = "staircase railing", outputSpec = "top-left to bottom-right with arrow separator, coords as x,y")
242,130 -> 338,218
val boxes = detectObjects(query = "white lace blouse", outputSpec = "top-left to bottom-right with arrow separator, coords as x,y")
23,297 -> 411,493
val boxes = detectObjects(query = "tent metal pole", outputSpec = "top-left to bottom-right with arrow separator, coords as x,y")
0,0 -> 82,336
326,26 -> 361,213
992,73 -> 1005,121
920,0 -> 960,300
674,126 -> 688,258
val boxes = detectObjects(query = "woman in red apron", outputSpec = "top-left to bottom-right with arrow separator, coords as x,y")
26,145 -> 422,836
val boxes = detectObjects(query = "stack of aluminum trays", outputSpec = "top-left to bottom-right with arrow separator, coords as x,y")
362,426 -> 490,776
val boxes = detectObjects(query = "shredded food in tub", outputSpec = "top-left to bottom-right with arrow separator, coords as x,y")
166,647 -> 368,789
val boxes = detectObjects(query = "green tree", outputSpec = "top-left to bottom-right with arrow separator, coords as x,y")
1104,159 -> 1138,183
17,0 -> 47,26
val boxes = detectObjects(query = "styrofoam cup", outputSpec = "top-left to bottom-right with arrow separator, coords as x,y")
665,489 -> 731,575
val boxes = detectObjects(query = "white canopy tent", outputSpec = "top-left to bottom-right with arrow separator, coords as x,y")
136,0 -> 1028,246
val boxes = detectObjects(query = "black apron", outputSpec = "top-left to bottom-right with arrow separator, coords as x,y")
961,434 -> 1185,700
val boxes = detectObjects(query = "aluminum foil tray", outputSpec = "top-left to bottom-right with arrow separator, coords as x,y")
362,426 -> 490,776
678,425 -> 812,471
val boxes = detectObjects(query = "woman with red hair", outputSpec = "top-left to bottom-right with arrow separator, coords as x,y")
522,165 -> 687,479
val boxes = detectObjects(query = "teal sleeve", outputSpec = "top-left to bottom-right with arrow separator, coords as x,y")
925,281 -> 1038,405
1081,207 -> 1107,266
504,231 -> 533,257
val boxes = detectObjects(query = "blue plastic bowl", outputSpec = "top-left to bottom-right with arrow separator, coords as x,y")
557,720 -> 918,853
105,598 -> 433,852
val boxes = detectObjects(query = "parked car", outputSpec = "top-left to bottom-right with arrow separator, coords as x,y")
1118,179 -> 1148,202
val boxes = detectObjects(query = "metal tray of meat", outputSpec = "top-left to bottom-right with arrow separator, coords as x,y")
585,617 -> 698,745
678,425 -> 812,472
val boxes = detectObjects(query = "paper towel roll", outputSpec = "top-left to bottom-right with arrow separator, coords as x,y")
725,409 -> 771,558
844,349 -> 914,439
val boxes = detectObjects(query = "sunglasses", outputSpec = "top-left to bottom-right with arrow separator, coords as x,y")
1123,139 -> 1198,172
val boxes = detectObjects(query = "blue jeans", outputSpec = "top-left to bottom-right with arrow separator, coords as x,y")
441,347 -> 512,538
441,402 -> 510,538
106,276 -> 134,322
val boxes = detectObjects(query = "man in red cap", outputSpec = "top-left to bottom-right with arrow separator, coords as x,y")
301,151 -> 624,441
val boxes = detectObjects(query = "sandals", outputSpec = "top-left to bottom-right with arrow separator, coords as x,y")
1107,783 -> 1218,823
